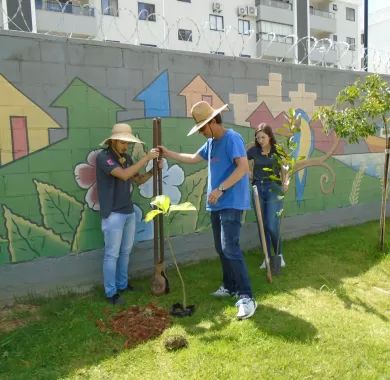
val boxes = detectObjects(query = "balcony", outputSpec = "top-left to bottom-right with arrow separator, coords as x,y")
309,6 -> 336,34
257,0 -> 294,25
35,0 -> 97,37
256,32 -> 295,60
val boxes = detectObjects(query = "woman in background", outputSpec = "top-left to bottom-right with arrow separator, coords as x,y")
247,123 -> 288,273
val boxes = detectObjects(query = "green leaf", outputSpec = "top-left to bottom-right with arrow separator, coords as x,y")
71,205 -> 102,253
145,209 -> 163,222
34,180 -> 84,243
263,168 -> 273,172
150,195 -> 170,213
170,168 -> 207,234
3,206 -> 70,263
0,237 -> 10,265
169,202 -> 197,213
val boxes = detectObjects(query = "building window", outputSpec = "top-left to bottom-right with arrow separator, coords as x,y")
202,95 -> 212,105
346,37 -> 356,51
361,33 -> 365,45
138,2 -> 156,21
256,20 -> 293,42
177,0 -> 191,2
239,54 -> 251,58
333,34 -> 337,42
346,7 -> 355,21
210,14 -> 224,31
238,19 -> 250,35
102,0 -> 118,16
332,4 -> 338,11
211,51 -> 225,55
178,29 -> 192,41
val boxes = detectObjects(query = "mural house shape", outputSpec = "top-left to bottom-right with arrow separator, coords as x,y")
179,75 -> 225,117
0,74 -> 62,166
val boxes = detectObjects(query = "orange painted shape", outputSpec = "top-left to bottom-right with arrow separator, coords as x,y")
179,75 -> 225,117
366,135 -> 385,153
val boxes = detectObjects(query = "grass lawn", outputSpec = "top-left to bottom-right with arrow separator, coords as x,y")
0,221 -> 389,380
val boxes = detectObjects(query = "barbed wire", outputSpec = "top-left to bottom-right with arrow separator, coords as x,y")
2,0 -> 390,74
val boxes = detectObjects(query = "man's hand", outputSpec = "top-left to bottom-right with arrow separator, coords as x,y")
208,188 -> 224,205
157,145 -> 170,158
146,148 -> 160,161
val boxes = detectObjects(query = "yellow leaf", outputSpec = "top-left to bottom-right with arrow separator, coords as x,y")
150,195 -> 170,213
144,209 -> 163,222
169,202 -> 197,213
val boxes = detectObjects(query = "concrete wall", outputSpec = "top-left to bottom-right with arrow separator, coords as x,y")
0,30 -> 386,303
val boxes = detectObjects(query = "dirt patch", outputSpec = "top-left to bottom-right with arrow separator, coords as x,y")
0,304 -> 40,333
97,303 -> 171,348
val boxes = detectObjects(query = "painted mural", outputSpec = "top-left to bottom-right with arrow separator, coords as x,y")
0,70 -> 384,265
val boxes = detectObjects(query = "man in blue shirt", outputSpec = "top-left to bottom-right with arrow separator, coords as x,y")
159,101 -> 256,320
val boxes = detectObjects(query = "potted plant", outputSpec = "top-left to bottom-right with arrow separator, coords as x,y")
145,195 -> 197,317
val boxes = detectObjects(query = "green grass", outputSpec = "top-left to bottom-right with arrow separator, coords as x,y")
0,221 -> 389,380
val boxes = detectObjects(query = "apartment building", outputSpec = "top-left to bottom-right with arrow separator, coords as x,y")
0,0 -> 361,68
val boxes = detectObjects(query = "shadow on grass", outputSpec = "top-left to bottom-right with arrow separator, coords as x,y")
185,304 -> 317,344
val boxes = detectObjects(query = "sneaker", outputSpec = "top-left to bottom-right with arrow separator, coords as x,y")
211,286 -> 231,297
107,293 -> 124,305
259,260 -> 266,269
236,297 -> 257,320
280,255 -> 286,267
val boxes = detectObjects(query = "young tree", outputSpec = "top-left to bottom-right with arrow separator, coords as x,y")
315,74 -> 390,251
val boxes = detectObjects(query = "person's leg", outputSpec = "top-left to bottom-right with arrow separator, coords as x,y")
220,209 -> 252,298
256,182 -> 271,264
116,212 -> 136,291
211,211 -> 236,293
264,185 -> 283,256
102,212 -> 126,298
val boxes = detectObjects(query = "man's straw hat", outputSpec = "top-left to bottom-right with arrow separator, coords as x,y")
187,101 -> 229,136
100,123 -> 144,145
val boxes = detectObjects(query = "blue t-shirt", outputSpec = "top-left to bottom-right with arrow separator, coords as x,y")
197,129 -> 250,211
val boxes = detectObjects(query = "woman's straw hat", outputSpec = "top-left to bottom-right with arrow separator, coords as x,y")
100,123 -> 144,145
187,101 -> 229,136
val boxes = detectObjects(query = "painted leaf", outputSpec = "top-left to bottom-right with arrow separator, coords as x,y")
169,202 -> 196,213
170,168 -> 207,234
34,180 -> 84,243
3,206 -> 70,263
145,209 -> 163,223
150,195 -> 170,213
0,237 -> 10,264
71,205 -> 103,253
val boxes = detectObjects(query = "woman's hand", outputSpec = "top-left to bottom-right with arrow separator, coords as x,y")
146,148 -> 160,161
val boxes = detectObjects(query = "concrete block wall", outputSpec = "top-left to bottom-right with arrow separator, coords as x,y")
0,30 -> 385,302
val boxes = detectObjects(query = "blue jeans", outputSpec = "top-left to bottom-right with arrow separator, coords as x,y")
254,180 -> 283,257
102,212 -> 136,297
211,209 -> 252,298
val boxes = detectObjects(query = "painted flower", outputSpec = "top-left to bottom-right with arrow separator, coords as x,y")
139,159 -> 185,204
74,149 -> 102,211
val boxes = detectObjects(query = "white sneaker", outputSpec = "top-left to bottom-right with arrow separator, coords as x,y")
236,297 -> 257,320
211,285 -> 231,297
280,255 -> 286,267
260,256 -> 286,269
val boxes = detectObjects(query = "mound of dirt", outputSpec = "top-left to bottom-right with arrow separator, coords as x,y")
97,303 -> 171,348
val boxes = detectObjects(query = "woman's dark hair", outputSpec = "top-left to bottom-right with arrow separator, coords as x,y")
254,123 -> 276,148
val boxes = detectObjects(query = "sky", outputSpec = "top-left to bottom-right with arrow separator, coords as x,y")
363,0 -> 389,14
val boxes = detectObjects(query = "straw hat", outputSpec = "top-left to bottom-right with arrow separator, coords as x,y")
100,123 -> 144,145
187,101 -> 229,136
